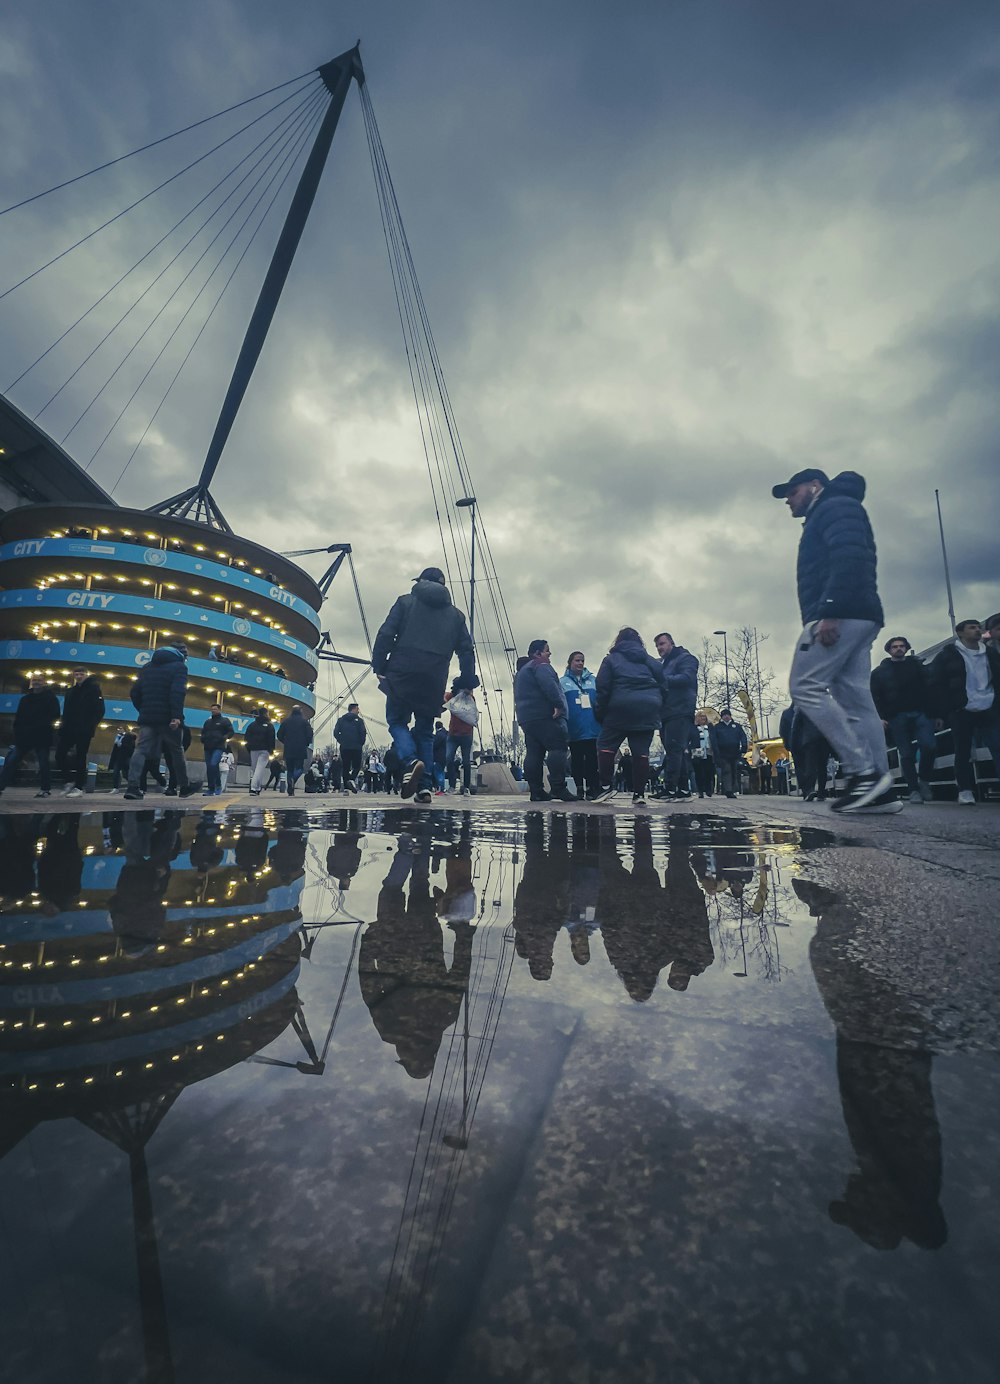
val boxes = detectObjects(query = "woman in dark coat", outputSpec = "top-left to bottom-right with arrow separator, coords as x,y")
593,628 -> 666,807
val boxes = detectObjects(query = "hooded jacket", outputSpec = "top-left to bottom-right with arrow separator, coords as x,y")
277,708 -> 314,759
594,641 -> 666,731
870,656 -> 932,720
514,657 -> 568,724
658,645 -> 699,719
333,711 -> 367,750
795,472 -> 883,626
129,647 -> 187,726
372,578 -> 475,716
60,675 -> 105,736
559,667 -> 600,740
12,687 -> 61,744
244,714 -> 276,753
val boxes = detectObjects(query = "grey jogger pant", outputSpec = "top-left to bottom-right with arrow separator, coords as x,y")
788,620 -> 888,778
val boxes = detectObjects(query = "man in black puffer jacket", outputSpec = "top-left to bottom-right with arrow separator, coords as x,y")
124,644 -> 198,800
870,636 -> 937,803
56,668 -> 105,796
372,567 -> 476,803
277,704 -> 314,796
774,468 -> 897,815
244,707 -> 276,795
653,632 -> 699,800
0,675 -> 61,798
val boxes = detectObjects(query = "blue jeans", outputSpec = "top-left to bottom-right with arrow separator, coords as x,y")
385,695 -> 434,791
285,756 -> 305,792
204,747 -> 223,792
0,740 -> 52,793
887,711 -> 936,791
950,707 -> 1000,793
446,734 -> 473,789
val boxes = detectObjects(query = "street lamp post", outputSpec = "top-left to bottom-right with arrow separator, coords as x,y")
456,496 -> 476,644
714,629 -> 731,708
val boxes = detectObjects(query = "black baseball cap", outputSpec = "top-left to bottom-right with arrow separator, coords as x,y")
772,468 -> 829,499
414,567 -> 446,584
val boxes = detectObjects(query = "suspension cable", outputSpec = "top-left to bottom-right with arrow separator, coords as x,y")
0,78 -> 323,302
0,69 -> 319,218
8,82 -> 324,394
90,93 -> 327,479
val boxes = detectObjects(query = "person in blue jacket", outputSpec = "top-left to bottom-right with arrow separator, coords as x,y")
560,651 -> 600,799
774,467 -> 897,814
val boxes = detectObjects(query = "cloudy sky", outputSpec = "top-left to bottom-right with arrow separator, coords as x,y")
1,0 -> 998,736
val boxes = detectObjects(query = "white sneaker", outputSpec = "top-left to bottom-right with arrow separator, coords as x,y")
64,786 -> 84,798
957,789 -> 976,805
907,790 -> 923,804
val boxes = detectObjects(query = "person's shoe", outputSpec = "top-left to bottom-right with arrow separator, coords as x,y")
164,787 -> 178,796
178,783 -> 202,798
725,792 -> 737,799
347,778 -> 359,794
908,790 -> 924,804
461,787 -> 472,796
287,788 -> 295,796
414,788 -> 432,804
123,788 -> 144,800
65,786 -> 84,798
803,791 -> 818,802
434,789 -> 445,796
529,790 -> 551,802
677,788 -> 693,799
401,759 -> 424,799
35,790 -> 52,798
632,794 -> 648,808
849,788 -> 904,815
917,780 -> 934,802
698,792 -> 705,799
550,789 -> 578,803
957,789 -> 976,805
830,770 -> 893,813
62,783 -> 75,796
591,786 -> 616,804
202,789 -> 214,796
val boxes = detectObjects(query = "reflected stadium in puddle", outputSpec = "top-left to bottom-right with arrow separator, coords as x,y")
1,807 -> 995,1384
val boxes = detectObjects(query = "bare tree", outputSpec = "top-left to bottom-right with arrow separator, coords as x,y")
697,628 -> 783,735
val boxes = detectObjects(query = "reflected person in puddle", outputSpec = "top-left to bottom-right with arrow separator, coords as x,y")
799,879 -> 948,1251
512,813 -> 571,980
110,811 -> 182,944
360,834 -> 475,1077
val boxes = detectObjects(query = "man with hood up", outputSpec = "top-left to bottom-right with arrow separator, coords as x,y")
773,469 -> 899,815
124,643 -> 200,800
372,566 -> 476,804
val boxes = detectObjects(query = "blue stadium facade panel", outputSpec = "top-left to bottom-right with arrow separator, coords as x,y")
0,504 -> 323,758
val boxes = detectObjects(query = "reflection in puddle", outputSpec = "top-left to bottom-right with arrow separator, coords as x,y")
0,807 -> 979,1382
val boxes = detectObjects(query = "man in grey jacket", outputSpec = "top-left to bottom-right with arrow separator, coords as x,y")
372,567 -> 476,803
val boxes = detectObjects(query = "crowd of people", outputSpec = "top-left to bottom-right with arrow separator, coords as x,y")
3,469 -> 998,813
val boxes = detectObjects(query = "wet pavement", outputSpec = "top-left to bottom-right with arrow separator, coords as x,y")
1,803 -> 998,1384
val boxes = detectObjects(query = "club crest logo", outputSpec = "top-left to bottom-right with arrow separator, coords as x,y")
143,548 -> 167,566
232,617 -> 252,637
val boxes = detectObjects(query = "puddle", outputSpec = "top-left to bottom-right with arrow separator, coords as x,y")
1,808 -> 997,1384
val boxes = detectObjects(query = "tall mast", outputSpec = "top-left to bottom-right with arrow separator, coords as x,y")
150,45 -> 365,529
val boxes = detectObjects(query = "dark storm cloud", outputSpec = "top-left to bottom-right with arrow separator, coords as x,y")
1,0 -> 999,730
